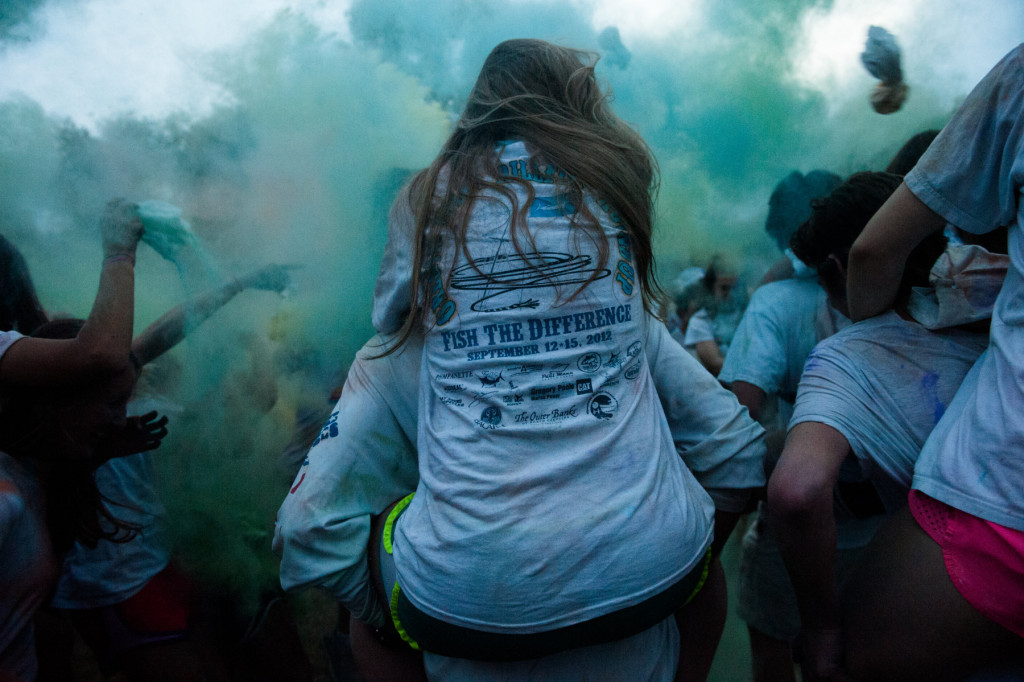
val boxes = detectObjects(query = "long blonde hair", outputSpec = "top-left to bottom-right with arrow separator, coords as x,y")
386,39 -> 662,351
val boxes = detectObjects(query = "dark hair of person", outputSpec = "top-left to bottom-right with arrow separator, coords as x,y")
885,129 -> 940,176
764,170 -> 843,253
384,38 -> 661,352
0,318 -> 140,553
0,234 -> 49,333
790,171 -> 948,309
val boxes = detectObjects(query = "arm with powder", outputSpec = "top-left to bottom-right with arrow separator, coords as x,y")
131,263 -> 294,366
0,199 -> 141,387
846,183 -> 946,321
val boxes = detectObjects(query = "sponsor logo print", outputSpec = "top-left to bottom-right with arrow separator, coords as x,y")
476,406 -> 503,429
478,371 -> 503,387
624,361 -> 642,381
541,362 -> 573,379
576,378 -> 593,395
311,412 -> 339,447
577,352 -> 601,373
588,392 -> 619,420
514,406 -> 578,424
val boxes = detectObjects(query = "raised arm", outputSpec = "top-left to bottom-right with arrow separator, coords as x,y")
767,421 -> 851,681
0,199 -> 141,386
131,264 -> 293,366
846,183 -> 945,321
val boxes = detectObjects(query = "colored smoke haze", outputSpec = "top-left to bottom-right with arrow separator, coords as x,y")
1,0 -> 1022,607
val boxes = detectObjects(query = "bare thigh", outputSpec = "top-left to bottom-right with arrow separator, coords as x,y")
842,505 -> 1021,681
674,557 -> 728,682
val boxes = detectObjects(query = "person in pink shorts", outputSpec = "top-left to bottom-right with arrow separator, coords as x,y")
843,43 -> 1024,681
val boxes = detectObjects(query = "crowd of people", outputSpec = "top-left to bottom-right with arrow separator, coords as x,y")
2,36 -> 1023,682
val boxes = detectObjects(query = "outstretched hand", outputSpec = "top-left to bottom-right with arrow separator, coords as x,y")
241,264 -> 299,293
94,411 -> 169,466
100,198 -> 144,258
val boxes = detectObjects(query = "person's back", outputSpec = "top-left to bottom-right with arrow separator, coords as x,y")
383,139 -> 711,636
720,276 -> 844,415
840,45 -> 1024,679
793,311 -> 986,510
370,38 -> 718,676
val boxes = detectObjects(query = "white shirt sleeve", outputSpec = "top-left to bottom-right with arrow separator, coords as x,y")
906,45 -> 1024,234
273,334 -> 422,626
647,322 -> 766,511
0,330 -> 23,360
718,289 -> 788,395
372,186 -> 418,335
682,309 -> 715,347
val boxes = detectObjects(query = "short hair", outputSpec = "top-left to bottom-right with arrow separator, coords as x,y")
885,130 -> 940,176
764,170 -> 843,253
0,234 -> 48,333
790,171 -> 947,306
790,172 -> 903,271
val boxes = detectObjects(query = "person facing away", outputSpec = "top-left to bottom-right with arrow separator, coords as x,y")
371,38 -> 733,680
766,171 -> 991,681
840,43 -> 1024,681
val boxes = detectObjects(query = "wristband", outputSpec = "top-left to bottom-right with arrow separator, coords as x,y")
103,252 -> 135,266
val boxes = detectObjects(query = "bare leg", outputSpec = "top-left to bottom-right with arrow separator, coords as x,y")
34,608 -> 77,682
349,615 -> 426,682
674,557 -> 727,682
843,506 -> 1022,681
747,626 -> 795,682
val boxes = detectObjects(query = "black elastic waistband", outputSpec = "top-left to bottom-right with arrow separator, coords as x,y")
396,547 -> 711,662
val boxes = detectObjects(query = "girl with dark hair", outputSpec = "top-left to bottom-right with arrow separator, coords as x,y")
370,39 -> 727,679
0,319 -> 166,681
0,199 -> 151,680
0,234 -> 48,334
843,44 -> 1024,680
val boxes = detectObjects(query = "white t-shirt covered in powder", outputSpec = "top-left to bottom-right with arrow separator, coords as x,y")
682,307 -> 743,358
373,141 -> 720,633
791,312 -> 987,513
274,322 -> 765,621
904,43 -> 1024,531
719,277 -> 847,404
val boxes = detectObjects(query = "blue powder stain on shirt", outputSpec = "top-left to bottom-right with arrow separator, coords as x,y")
921,372 -> 947,424
803,355 -> 820,374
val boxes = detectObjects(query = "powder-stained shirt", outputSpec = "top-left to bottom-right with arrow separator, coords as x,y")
720,277 -> 847,404
274,322 -> 766,628
791,312 -> 986,513
372,141 -> 722,632
905,43 -> 1024,531
682,307 -> 743,358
